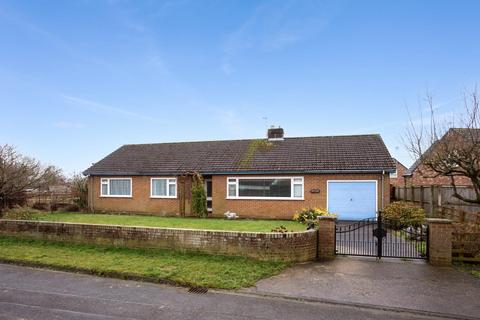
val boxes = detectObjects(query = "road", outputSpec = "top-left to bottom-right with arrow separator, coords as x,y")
0,263 -> 471,320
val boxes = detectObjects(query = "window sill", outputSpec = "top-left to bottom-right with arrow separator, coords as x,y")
100,195 -> 132,198
226,197 -> 304,201
150,196 -> 177,199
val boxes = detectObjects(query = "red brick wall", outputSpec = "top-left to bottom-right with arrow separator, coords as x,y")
88,176 -> 179,215
390,161 -> 407,187
405,164 -> 473,187
88,173 -> 390,220
0,220 -> 318,262
212,173 -> 390,220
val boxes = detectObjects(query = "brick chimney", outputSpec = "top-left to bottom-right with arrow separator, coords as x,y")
267,126 -> 284,141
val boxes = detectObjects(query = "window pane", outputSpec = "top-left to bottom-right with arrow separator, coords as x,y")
293,184 -> 302,198
101,183 -> 108,195
152,179 -> 167,196
206,180 -> 212,197
228,183 -> 236,197
238,179 -> 291,197
168,183 -> 176,197
110,179 -> 131,196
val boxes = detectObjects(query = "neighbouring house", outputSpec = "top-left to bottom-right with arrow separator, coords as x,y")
389,158 -> 408,199
390,158 -> 408,187
403,128 -> 476,187
83,128 -> 395,220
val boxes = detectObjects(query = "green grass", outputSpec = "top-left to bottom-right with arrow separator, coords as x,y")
394,230 -> 427,256
0,235 -> 289,289
454,262 -> 480,278
27,212 -> 305,232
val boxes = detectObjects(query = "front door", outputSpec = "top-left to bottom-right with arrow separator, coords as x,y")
205,179 -> 212,213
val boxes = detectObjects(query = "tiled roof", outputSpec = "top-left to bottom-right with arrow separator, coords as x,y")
83,134 -> 395,176
404,128 -> 480,176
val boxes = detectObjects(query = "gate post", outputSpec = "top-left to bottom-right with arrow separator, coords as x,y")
426,218 -> 452,266
317,216 -> 336,260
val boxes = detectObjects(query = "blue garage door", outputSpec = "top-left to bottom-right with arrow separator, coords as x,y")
327,181 -> 377,220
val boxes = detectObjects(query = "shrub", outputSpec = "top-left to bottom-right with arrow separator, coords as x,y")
32,202 -> 49,211
191,173 -> 207,218
62,203 -> 80,212
3,207 -> 41,220
50,202 -> 59,212
271,225 -> 292,233
383,201 -> 425,228
293,207 -> 336,223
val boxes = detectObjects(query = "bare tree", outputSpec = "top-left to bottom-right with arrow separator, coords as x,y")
0,144 -> 64,212
70,173 -> 88,209
405,89 -> 480,204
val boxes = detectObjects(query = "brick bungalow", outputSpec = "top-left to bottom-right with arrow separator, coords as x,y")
83,128 -> 395,220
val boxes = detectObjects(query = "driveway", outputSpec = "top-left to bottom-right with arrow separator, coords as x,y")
242,257 -> 480,319
0,263 -> 454,320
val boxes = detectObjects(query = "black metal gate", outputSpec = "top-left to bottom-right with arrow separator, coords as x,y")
335,212 -> 428,259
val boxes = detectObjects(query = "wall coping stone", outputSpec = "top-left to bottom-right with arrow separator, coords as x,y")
425,218 -> 452,224
317,216 -> 337,221
0,219 -> 315,238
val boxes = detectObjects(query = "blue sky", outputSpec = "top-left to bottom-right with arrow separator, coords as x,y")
1,0 -> 479,175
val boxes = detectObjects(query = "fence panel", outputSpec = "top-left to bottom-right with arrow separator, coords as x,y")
394,185 -> 480,261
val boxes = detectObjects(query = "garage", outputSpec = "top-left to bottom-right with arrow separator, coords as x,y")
327,181 -> 377,220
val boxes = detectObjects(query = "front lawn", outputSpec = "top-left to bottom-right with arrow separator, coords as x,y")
27,212 -> 305,232
0,235 -> 289,289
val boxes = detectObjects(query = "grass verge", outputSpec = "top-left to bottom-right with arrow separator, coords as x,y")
27,212 -> 305,232
0,235 -> 290,289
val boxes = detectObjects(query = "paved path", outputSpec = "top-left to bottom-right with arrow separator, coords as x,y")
243,256 -> 480,319
0,263 -> 466,320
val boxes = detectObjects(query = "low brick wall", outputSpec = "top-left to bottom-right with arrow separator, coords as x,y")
0,220 -> 317,262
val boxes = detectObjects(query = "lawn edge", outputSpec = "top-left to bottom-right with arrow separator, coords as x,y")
0,235 -> 291,290
6,218 -> 306,234
0,257 -> 192,289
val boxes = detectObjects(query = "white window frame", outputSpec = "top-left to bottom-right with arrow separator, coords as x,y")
226,176 -> 304,200
100,178 -> 132,198
150,177 -> 177,199
390,170 -> 398,179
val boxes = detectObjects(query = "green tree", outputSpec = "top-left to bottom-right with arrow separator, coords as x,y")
191,173 -> 207,217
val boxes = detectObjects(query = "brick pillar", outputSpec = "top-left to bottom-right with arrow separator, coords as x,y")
317,216 -> 336,260
426,218 -> 452,266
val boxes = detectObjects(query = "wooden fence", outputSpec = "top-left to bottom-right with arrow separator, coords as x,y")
394,186 -> 480,261
26,191 -> 74,208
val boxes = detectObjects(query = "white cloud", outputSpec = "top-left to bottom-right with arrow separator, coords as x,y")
61,94 -> 165,123
220,1 -> 331,74
0,8 -> 111,68
221,60 -> 233,75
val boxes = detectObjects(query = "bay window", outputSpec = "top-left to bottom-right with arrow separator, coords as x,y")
100,178 -> 132,197
226,177 -> 304,200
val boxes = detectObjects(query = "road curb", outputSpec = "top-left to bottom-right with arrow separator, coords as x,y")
220,290 -> 479,320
